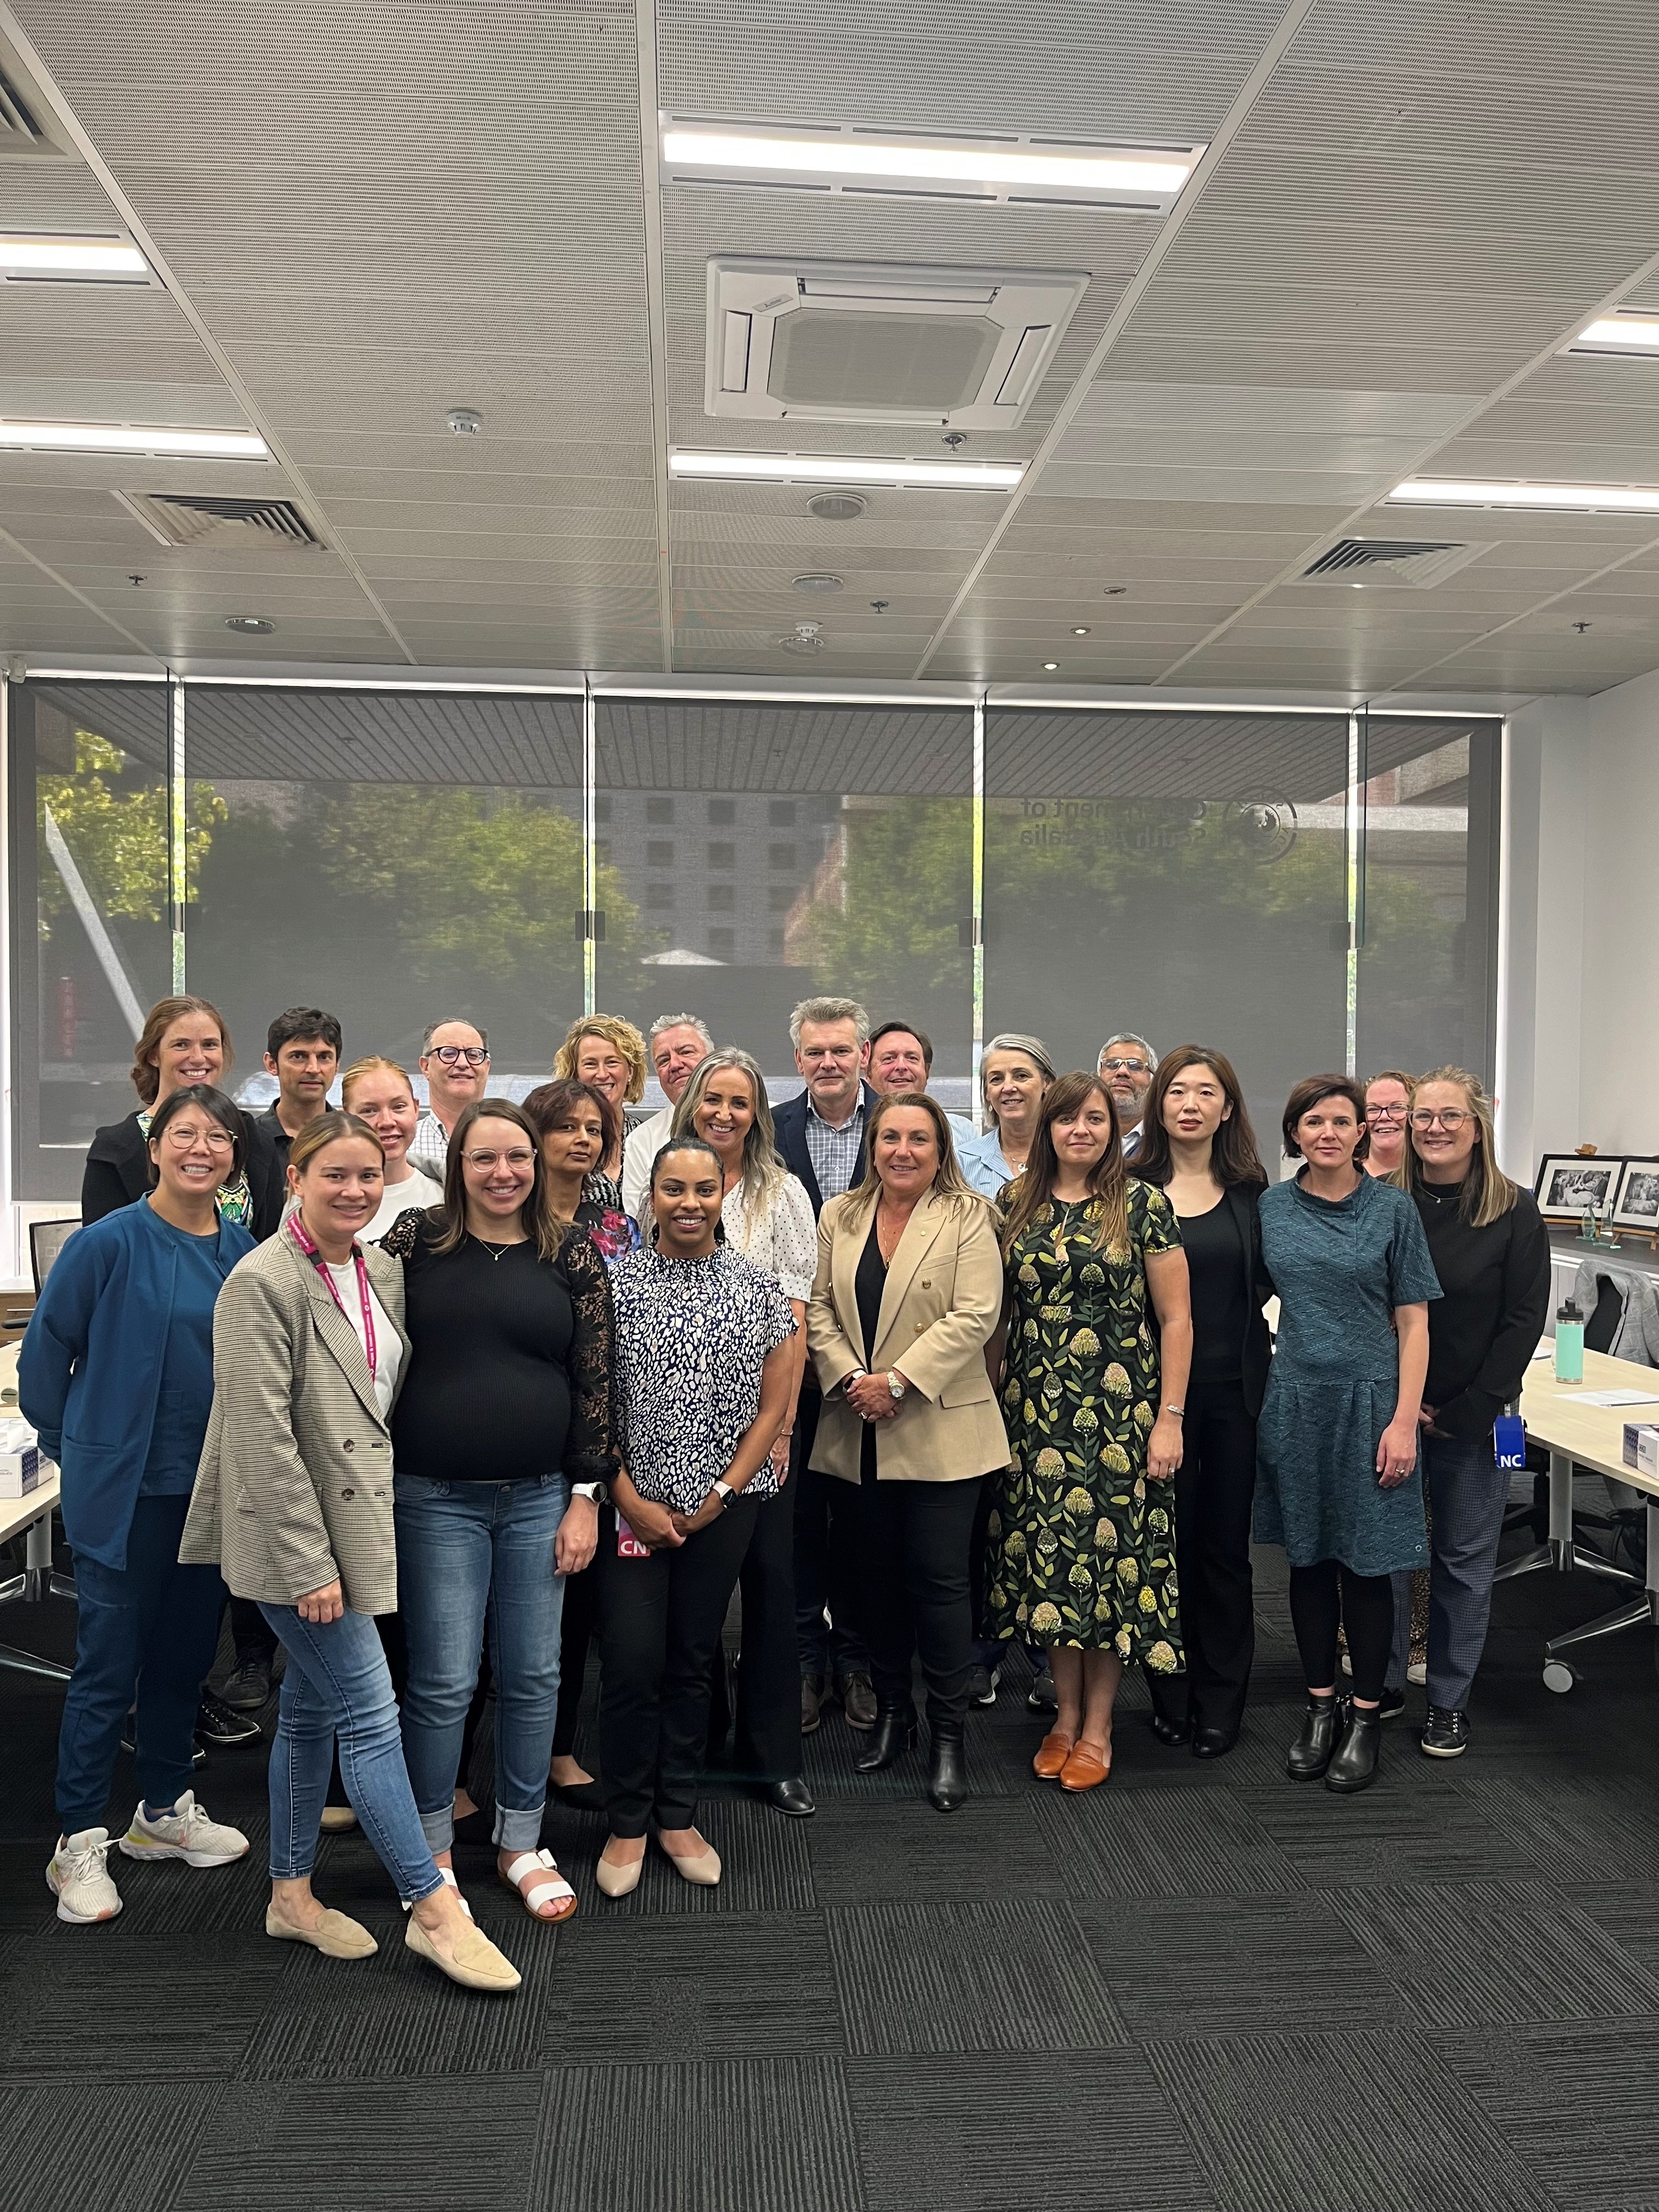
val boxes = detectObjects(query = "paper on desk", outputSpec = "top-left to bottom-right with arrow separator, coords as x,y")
1530,1342 -> 1554,1361
1574,1389 -> 1659,1407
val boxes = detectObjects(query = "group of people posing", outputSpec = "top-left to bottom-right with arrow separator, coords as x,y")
20,990 -> 1549,1996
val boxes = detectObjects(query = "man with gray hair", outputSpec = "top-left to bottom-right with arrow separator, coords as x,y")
772,994 -> 879,1735
620,1011 -> 714,1216
407,1016 -> 491,1179
1098,1030 -> 1157,1158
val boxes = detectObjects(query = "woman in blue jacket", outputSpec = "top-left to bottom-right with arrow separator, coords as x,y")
21,1084 -> 256,1926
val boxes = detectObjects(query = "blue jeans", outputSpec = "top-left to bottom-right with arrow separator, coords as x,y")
56,1493 -> 223,1832
1387,1430 -> 1513,1708
395,1473 -> 571,1853
259,1600 -> 442,1902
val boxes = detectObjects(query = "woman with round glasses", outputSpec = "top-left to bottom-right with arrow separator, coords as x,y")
1362,1071 -> 1415,1182
1397,1069 -> 1549,1759
23,1085 -> 255,1925
383,1099 -> 617,1927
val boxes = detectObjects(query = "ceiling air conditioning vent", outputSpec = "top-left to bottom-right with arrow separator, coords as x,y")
1297,537 -> 1491,589
0,55 -> 74,157
112,490 -> 322,549
707,257 -> 1087,430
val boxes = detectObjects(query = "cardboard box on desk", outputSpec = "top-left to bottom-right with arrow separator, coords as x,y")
1621,1422 -> 1659,1479
0,1415 -> 40,1497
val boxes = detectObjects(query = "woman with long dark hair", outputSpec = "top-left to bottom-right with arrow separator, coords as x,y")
383,1098 -> 616,1926
1133,1048 -> 1272,1758
984,1071 -> 1191,1791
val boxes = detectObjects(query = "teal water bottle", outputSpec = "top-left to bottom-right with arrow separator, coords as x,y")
1554,1295 -> 1584,1385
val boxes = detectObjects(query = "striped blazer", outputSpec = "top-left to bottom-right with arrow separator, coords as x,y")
179,1231 -> 411,1615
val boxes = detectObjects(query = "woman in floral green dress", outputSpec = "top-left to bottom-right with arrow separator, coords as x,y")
985,1071 -> 1192,1790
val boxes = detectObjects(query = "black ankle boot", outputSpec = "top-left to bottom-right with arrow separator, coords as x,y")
1286,1694 -> 1342,1780
854,1706 -> 917,1773
926,1724 -> 967,1812
1324,1703 -> 1382,1793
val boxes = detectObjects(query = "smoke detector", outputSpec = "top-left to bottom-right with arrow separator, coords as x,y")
447,408 -> 483,435
806,492 -> 866,522
779,620 -> 825,655
707,257 -> 1087,430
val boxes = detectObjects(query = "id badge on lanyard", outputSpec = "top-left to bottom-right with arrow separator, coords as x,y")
1493,1413 -> 1526,1470
616,1515 -> 650,1560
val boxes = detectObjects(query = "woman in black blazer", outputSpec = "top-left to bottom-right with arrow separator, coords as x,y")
1134,1046 -> 1272,1758
82,996 -> 285,1240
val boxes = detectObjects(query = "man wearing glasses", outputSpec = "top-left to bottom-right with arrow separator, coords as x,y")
408,1018 -> 492,1180
1097,1032 -> 1158,1158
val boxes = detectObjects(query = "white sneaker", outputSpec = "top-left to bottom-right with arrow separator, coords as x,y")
1406,1660 -> 1427,1686
47,1827 -> 123,1923
119,1790 -> 250,1868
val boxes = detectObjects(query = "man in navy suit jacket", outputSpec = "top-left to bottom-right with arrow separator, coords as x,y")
772,996 -> 881,1735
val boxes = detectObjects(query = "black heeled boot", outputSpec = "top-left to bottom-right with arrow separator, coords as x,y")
1285,1694 -> 1342,1781
854,1706 -> 917,1773
1324,1702 -> 1382,1793
926,1722 -> 968,1812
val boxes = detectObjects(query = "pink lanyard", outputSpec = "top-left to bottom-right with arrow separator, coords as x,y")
288,1214 -> 377,1379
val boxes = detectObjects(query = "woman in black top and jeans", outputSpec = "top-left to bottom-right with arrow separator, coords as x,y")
383,1099 -> 616,1923
1135,1046 -> 1272,1758
1396,1067 -> 1549,1757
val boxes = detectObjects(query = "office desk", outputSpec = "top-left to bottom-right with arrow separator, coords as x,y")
0,1335 -> 70,1683
1517,1346 -> 1659,1692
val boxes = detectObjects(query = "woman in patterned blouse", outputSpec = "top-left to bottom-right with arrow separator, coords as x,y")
599,1138 -> 797,1896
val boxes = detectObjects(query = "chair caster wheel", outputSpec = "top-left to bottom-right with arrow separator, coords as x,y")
1542,1659 -> 1577,1694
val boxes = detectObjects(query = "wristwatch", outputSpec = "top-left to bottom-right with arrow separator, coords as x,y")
712,1480 -> 738,1511
573,1480 -> 608,1502
887,1370 -> 906,1401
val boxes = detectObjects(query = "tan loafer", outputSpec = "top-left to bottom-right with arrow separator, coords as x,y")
264,1904 -> 377,1959
1032,1729 -> 1076,1780
403,1912 -> 521,1992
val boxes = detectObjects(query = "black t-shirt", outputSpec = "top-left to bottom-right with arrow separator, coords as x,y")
383,1212 -> 615,1484
854,1216 -> 889,1482
1179,1197 -> 1246,1383
1415,1181 -> 1551,1440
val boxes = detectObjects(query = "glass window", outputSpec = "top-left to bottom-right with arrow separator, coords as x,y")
594,701 -> 973,1113
9,681 -> 174,1197
1358,716 -> 1499,1083
984,708 -> 1352,1142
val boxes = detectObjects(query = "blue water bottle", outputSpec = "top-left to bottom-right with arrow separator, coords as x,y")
1554,1296 -> 1584,1385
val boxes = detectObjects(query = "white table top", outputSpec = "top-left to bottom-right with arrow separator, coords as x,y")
0,1334 -> 59,1543
1521,1345 -> 1659,1497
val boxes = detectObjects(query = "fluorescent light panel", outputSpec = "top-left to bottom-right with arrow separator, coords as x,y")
1570,313 -> 1659,356
671,449 -> 1022,490
662,122 -> 1200,207
0,233 -> 149,280
0,420 -> 269,460
1389,476 -> 1659,514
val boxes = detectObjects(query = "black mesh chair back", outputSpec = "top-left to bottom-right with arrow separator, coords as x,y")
28,1218 -> 78,1293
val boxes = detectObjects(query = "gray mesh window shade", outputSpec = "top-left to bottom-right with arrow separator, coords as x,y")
181,689 -> 588,1089
595,701 -> 974,1092
13,682 -> 174,1197
984,708 -> 1352,1145
1357,715 -> 1499,1086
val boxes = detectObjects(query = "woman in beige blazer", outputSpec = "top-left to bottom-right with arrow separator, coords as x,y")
181,1111 -> 517,1995
808,1092 -> 1008,1811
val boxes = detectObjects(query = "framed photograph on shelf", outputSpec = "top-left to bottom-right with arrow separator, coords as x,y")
1535,1153 -> 1623,1223
1611,1158 -> 1659,1233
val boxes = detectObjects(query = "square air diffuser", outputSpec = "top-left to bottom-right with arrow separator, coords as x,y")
706,257 -> 1088,430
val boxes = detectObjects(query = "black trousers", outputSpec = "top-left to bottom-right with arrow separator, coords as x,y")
856,1467 -> 978,1733
732,1486 -> 803,1782
792,1387 -> 869,1678
1147,1376 -> 1257,1737
551,1508 -> 611,1761
599,1498 -> 755,1836
1288,1559 -> 1395,1703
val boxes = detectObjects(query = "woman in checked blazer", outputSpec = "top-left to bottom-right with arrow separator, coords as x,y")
181,1110 -> 518,1995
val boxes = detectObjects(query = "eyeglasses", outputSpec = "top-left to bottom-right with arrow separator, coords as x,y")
1367,1104 -> 1409,1122
462,1147 -> 535,1170
1099,1057 -> 1148,1075
160,1124 -> 234,1153
1410,1109 -> 1470,1131
430,1045 -> 489,1066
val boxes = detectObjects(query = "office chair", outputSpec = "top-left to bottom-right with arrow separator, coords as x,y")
28,1218 -> 78,1294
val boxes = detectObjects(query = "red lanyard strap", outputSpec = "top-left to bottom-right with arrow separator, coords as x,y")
288,1215 -> 378,1380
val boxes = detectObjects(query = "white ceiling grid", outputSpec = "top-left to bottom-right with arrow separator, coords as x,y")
0,0 -> 1656,694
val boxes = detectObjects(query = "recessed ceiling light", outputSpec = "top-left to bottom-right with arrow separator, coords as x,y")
0,233 -> 149,281
1071,625 -> 1090,634
662,122 -> 1201,210
225,615 -> 274,634
0,420 -> 269,460
1568,313 -> 1659,356
671,449 -> 1022,490
1389,476 -> 1659,514
1042,661 -> 1059,670
792,572 -> 844,594
806,491 -> 867,522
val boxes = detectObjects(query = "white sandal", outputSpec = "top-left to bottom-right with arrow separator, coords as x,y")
402,1864 -> 473,1920
499,1847 -> 578,1922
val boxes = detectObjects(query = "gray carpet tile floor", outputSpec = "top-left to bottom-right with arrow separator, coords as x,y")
3,1532 -> 1658,2212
